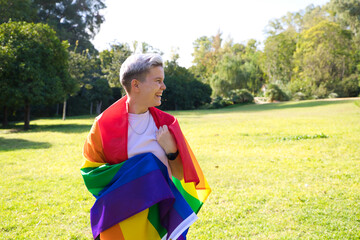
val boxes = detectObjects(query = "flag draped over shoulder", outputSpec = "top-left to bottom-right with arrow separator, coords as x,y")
81,96 -> 211,240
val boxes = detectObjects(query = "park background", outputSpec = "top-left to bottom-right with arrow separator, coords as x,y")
1,0 -> 360,239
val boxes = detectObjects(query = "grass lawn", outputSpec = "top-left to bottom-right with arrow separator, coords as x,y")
1,99 -> 359,239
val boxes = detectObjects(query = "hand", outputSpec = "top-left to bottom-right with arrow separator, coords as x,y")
156,125 -> 177,154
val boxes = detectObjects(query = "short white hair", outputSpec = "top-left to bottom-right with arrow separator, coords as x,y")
119,53 -> 163,93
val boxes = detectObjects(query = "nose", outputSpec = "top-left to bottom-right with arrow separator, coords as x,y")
161,82 -> 166,90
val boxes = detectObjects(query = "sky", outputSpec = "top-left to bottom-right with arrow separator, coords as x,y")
91,0 -> 330,68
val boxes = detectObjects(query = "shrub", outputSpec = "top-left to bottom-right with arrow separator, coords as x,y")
293,92 -> 306,101
337,74 -> 360,97
228,89 -> 254,104
311,83 -> 328,99
311,95 -> 319,100
328,92 -> 338,98
211,96 -> 233,109
265,84 -> 289,102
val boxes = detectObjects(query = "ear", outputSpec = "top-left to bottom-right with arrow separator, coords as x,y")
131,79 -> 140,93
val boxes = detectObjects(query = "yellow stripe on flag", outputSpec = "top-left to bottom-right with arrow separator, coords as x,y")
119,209 -> 162,240
81,159 -> 105,169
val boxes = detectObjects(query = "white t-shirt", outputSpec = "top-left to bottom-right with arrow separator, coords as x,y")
127,110 -> 172,178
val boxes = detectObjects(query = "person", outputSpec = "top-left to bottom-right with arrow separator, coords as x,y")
81,53 -> 210,240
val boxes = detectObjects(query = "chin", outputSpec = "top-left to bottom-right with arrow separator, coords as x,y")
153,98 -> 162,107
149,101 -> 161,108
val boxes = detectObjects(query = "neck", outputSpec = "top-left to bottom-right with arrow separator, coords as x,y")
127,95 -> 148,114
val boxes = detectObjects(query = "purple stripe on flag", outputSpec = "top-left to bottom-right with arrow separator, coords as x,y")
160,205 -> 184,236
90,169 -> 175,238
89,153 -> 197,239
158,178 -> 195,238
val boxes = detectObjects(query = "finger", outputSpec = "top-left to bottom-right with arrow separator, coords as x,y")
163,125 -> 168,131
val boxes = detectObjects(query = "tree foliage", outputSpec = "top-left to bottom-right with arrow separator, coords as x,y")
0,0 -> 106,53
190,31 -> 264,98
68,47 -> 111,115
228,89 -> 254,104
0,21 -> 71,129
100,43 -> 132,88
190,32 -> 223,83
0,0 -> 36,23
3,1 -> 360,119
265,84 -> 290,102
161,60 -> 211,110
328,0 -> 360,41
206,38 -> 264,97
32,0 -> 106,52
262,3 -> 360,99
292,20 -> 353,97
262,30 -> 297,84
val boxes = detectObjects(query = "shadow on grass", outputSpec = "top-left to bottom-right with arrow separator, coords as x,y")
194,99 -> 354,115
29,124 -> 92,133
0,137 -> 51,151
0,123 -> 92,134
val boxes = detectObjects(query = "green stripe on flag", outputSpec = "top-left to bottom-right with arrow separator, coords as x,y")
172,177 -> 203,213
81,162 -> 125,196
148,204 -> 167,238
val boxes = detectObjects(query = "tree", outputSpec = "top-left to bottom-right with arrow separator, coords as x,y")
190,31 -> 223,83
63,46 -> 89,120
301,5 -> 329,31
161,60 -> 211,110
190,36 -> 212,81
0,42 -> 19,127
265,11 -> 303,36
67,47 -> 112,116
0,21 -> 70,129
209,39 -> 264,97
292,20 -> 353,97
32,0 -> 106,53
242,40 -> 265,93
328,0 -> 360,42
100,43 -> 132,88
262,30 -> 298,85
100,42 -> 161,90
0,0 -> 36,23
264,5 -> 328,36
327,0 -> 360,94
262,5 -> 330,88
210,53 -> 245,97
90,78 -> 112,115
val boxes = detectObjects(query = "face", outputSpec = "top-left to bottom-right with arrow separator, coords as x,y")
137,66 -> 166,108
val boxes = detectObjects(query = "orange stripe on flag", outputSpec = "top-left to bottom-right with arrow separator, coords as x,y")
100,223 -> 125,240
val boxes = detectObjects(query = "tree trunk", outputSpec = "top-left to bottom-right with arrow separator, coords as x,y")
24,103 -> 30,130
2,106 -> 8,127
341,56 -> 345,79
96,101 -> 102,115
62,97 -> 67,120
90,102 -> 93,115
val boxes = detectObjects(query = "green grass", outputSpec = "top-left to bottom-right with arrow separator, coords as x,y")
1,99 -> 360,239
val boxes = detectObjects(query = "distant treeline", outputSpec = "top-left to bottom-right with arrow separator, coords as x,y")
1,0 -> 359,129
190,1 -> 360,102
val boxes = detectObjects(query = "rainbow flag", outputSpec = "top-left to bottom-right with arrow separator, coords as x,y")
81,96 -> 211,239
